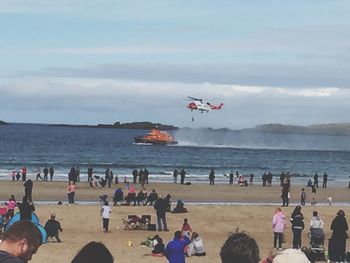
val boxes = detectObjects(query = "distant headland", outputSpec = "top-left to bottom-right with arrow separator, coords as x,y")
0,120 -> 8,125
51,121 -> 178,130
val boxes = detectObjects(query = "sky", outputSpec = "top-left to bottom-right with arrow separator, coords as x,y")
1,0 -> 350,129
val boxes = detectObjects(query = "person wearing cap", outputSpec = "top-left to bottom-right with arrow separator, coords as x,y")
44,213 -> 63,242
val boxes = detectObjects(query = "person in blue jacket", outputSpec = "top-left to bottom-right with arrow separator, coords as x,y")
165,231 -> 191,263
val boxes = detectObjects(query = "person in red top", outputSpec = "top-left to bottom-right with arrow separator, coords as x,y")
181,218 -> 192,238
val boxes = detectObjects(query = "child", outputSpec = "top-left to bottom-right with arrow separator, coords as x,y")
100,201 -> 111,233
181,218 -> 192,238
300,188 -> 306,206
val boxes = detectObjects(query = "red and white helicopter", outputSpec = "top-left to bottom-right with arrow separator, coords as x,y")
186,96 -> 224,113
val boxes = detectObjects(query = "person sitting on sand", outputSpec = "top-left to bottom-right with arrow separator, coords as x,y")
5,194 -> 16,220
152,235 -> 165,256
44,213 -> 63,242
172,199 -> 188,213
187,232 -> 206,257
137,189 -> 147,205
145,189 -> 158,206
220,231 -> 260,263
181,218 -> 192,238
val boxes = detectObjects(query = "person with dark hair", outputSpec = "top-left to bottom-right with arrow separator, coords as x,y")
313,173 -> 319,188
281,180 -> 289,207
87,165 -> 93,184
187,232 -> 206,257
209,169 -> 215,185
145,189 -> 158,206
17,196 -> 35,221
329,209 -> 348,262
220,231 -> 260,263
21,166 -> 27,182
132,169 -> 138,184
154,195 -> 170,231
101,201 -> 111,233
67,181 -> 76,204
0,220 -> 42,262
152,235 -> 165,256
180,169 -> 186,185
23,179 -> 33,203
44,213 -> 63,242
43,166 -> 49,181
113,187 -> 123,206
173,168 -> 178,184
322,172 -> 328,188
71,241 -> 114,263
172,200 -> 188,213
164,231 -> 190,263
309,211 -> 324,240
290,205 -> 305,249
49,166 -> 54,181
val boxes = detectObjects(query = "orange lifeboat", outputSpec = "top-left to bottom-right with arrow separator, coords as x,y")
134,129 -> 177,145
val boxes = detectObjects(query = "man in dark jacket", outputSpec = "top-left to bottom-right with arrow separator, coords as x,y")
165,231 -> 190,263
24,179 -> 33,203
17,196 -> 35,220
154,195 -> 170,231
44,213 -> 63,242
145,189 -> 158,206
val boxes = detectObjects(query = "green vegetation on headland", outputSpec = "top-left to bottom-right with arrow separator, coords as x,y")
242,123 -> 350,136
51,121 -> 178,130
0,120 -> 8,125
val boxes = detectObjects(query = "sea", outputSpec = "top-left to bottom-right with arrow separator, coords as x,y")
0,123 -> 350,185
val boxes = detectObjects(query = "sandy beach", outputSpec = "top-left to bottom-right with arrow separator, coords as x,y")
1,181 -> 349,263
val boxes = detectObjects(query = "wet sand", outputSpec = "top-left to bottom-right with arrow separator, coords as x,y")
0,181 -> 349,263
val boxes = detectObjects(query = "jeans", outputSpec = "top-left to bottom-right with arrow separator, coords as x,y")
292,229 -> 302,249
157,213 -> 168,231
103,218 -> 109,232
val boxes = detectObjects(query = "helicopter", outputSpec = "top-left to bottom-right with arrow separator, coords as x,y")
186,96 -> 224,113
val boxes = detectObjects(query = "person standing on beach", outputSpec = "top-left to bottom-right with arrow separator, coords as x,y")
36,167 -> 43,181
24,179 -> 33,203
311,185 -> 317,204
154,195 -> 169,231
209,169 -> 215,185
290,205 -> 304,249
144,168 -> 149,184
229,170 -> 234,185
272,207 -> 285,250
43,166 -> 49,181
49,166 -> 54,181
322,172 -> 328,188
67,181 -> 76,204
21,165 -> 27,181
173,168 -> 178,184
281,180 -> 289,207
313,172 -> 319,188
101,201 -> 111,233
300,188 -> 306,206
180,169 -> 186,185
87,165 -> 93,183
329,209 -> 348,262
17,196 -> 35,220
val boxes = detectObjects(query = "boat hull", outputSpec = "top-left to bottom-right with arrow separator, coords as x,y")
134,137 -> 177,145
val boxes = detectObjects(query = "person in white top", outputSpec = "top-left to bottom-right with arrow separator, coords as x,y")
101,201 -> 111,233
309,211 -> 325,238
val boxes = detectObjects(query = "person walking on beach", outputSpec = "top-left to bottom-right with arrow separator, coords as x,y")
16,171 -> 21,181
49,166 -> 54,181
209,169 -> 215,185
36,167 -> 43,181
21,165 -> 27,181
173,168 -> 178,184
249,174 -> 254,186
311,184 -> 317,204
322,172 -> 328,188
290,205 -> 304,249
101,201 -> 111,233
67,181 -> 76,204
329,209 -> 348,262
180,169 -> 186,185
313,172 -> 319,188
272,207 -> 285,250
24,179 -> 33,203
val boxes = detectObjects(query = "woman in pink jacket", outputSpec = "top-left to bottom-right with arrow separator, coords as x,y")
272,207 -> 285,250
